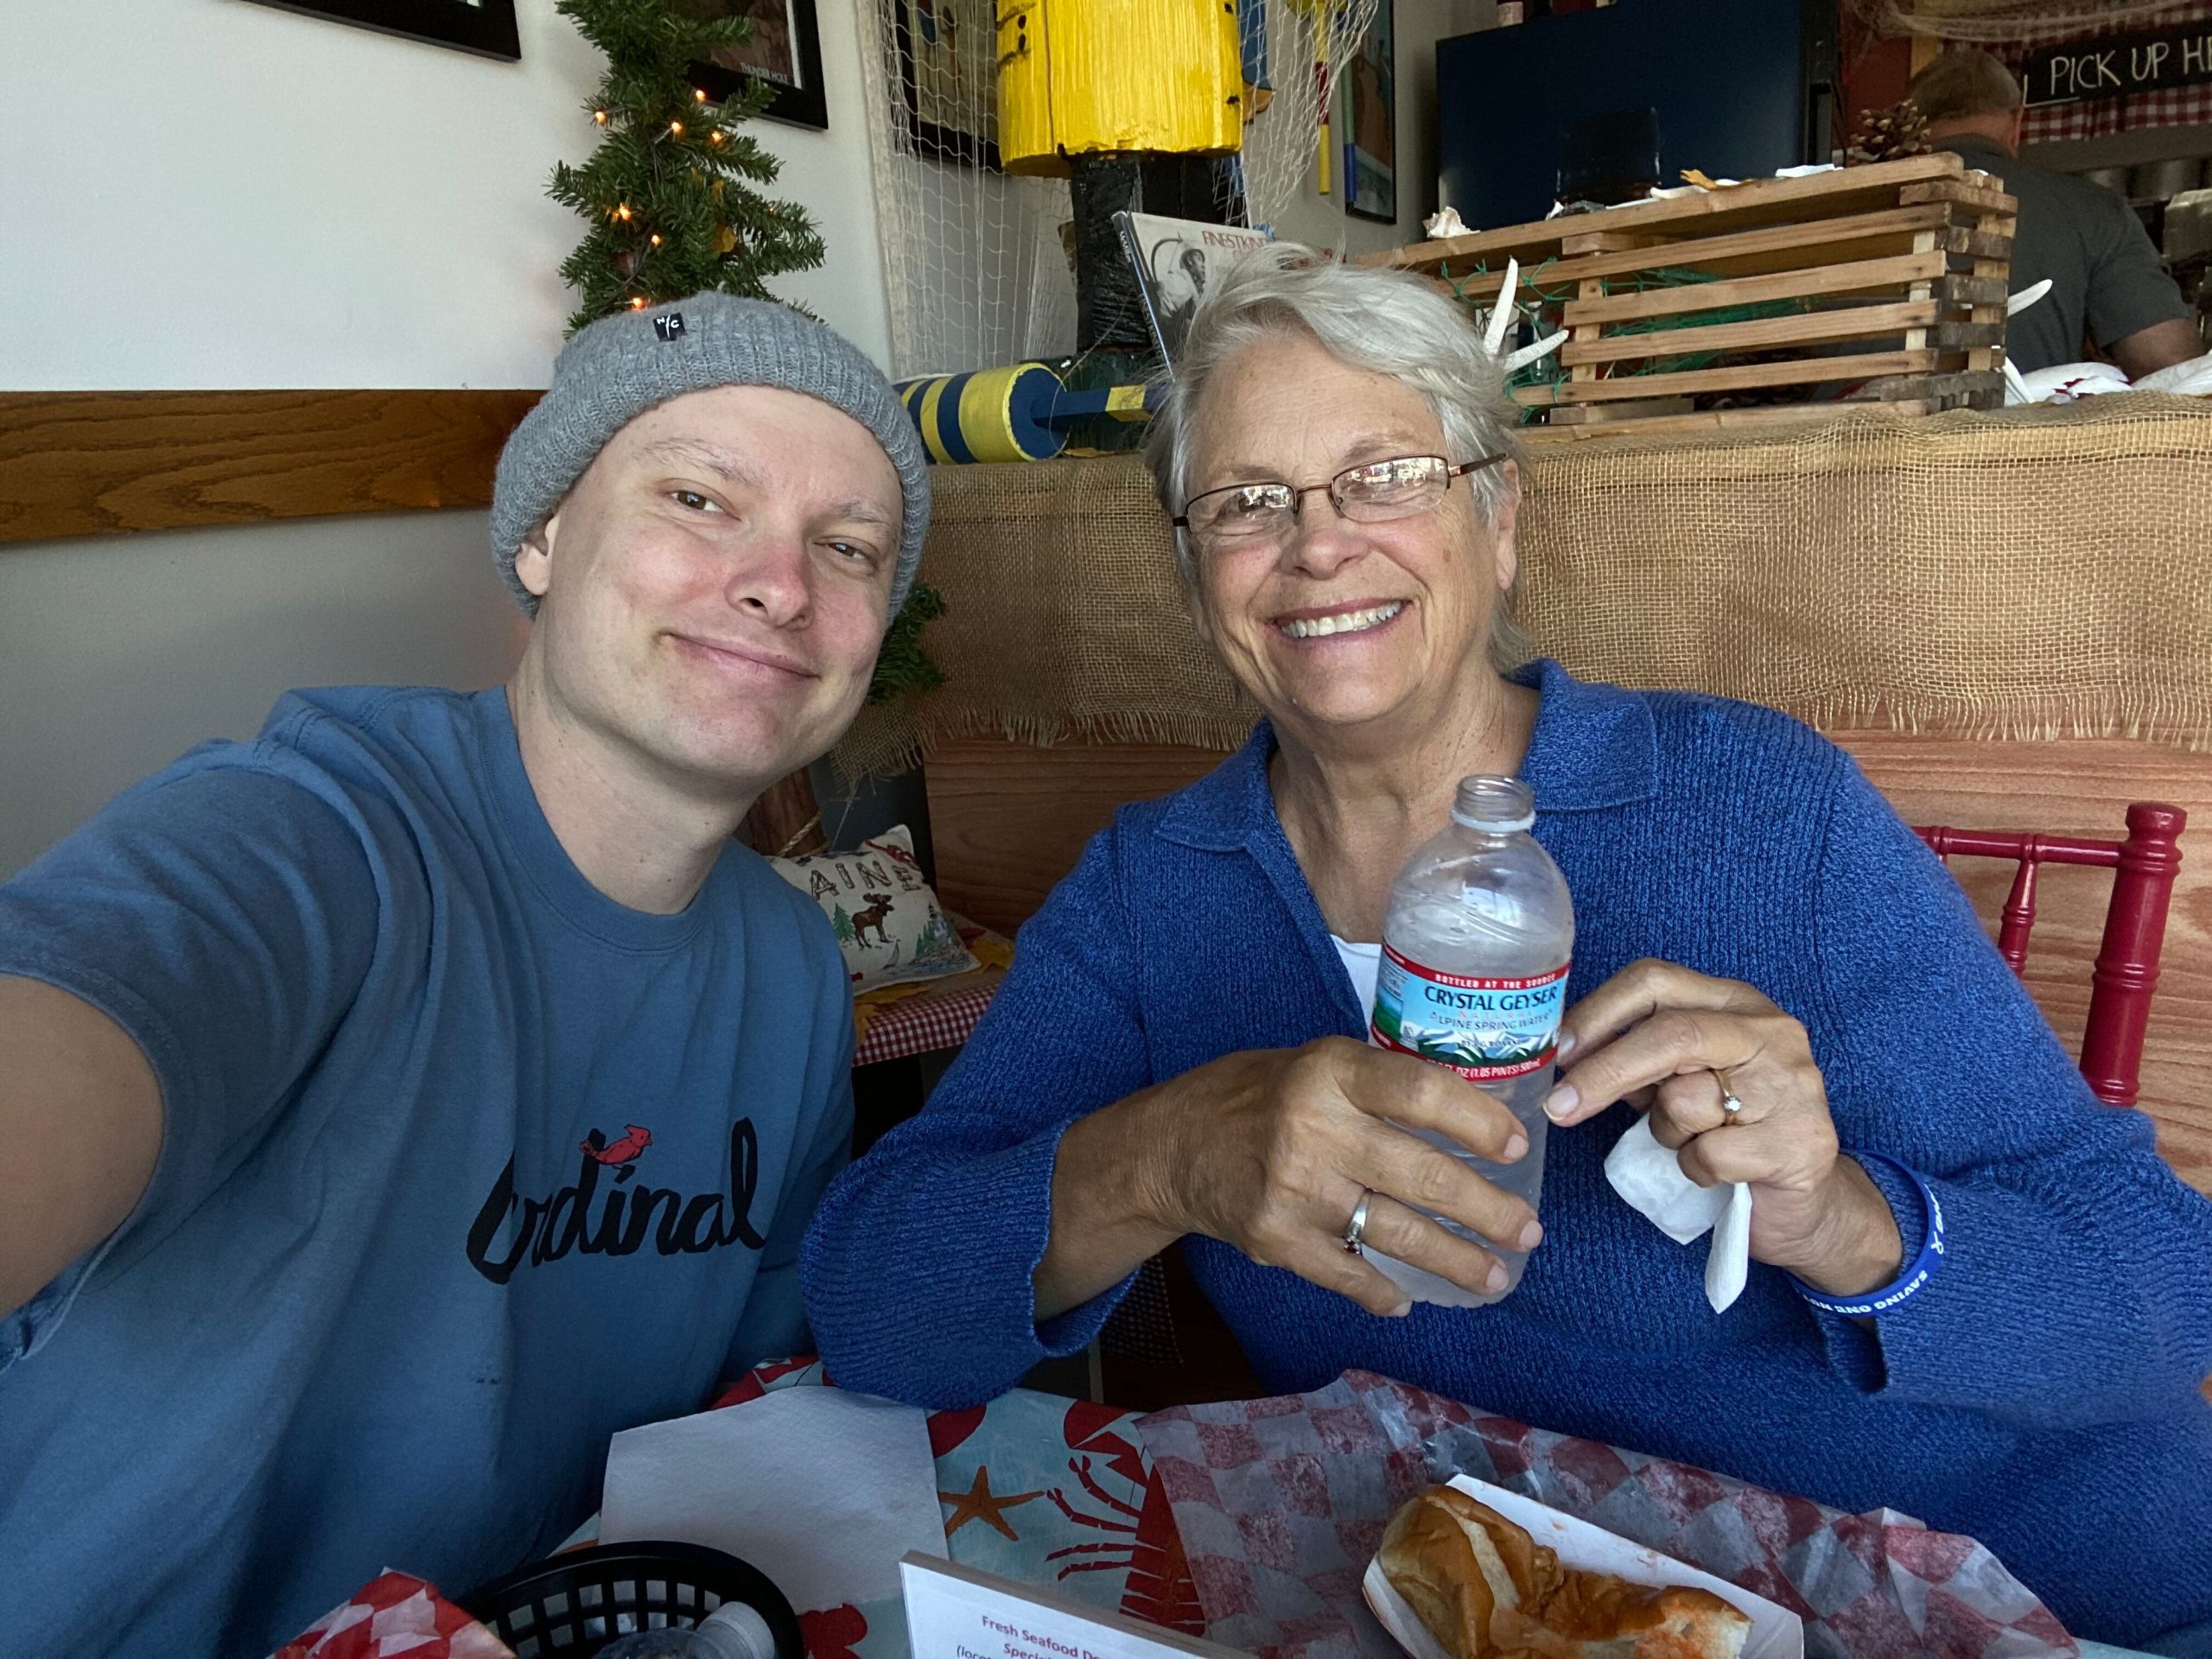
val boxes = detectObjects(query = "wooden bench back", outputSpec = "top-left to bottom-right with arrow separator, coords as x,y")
925,728 -> 2212,1197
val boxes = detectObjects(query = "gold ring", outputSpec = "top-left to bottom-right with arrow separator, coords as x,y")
1716,1067 -> 1745,1122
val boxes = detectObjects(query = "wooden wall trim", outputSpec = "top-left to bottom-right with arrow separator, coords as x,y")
0,389 -> 541,545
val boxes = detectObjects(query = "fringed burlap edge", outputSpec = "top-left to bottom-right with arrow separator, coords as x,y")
832,700 -> 1260,785
1796,690 -> 2212,752
836,683 -> 2212,788
831,397 -> 2212,783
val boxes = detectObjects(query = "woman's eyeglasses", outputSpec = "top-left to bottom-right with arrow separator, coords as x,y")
1173,454 -> 1504,552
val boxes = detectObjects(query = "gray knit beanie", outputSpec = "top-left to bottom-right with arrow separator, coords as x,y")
491,294 -> 930,615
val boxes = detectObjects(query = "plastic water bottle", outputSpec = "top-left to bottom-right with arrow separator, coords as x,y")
594,1600 -> 780,1659
1367,775 -> 1573,1308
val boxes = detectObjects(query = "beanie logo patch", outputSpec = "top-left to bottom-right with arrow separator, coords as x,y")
653,313 -> 686,342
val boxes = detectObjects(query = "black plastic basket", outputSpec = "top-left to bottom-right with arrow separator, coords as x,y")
460,1541 -> 806,1659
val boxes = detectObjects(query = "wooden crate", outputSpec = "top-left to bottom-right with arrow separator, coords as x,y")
1358,155 -> 2018,441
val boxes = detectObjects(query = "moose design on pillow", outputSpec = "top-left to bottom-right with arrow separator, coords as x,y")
850,893 -> 897,948
771,824 -> 980,990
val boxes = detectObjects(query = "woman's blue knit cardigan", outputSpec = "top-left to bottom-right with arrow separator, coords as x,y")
803,661 -> 2212,1647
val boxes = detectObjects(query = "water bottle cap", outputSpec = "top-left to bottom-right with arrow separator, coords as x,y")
1450,774 -> 1535,833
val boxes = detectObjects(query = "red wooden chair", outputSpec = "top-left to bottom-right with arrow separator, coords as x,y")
1912,803 -> 2186,1108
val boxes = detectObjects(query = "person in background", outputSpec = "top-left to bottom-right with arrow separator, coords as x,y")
1911,48 -> 2202,377
0,296 -> 927,1656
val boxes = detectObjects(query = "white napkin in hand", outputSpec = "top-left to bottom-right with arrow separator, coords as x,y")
1603,1114 -> 1753,1312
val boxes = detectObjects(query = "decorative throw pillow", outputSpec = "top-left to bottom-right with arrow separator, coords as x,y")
771,823 -> 981,991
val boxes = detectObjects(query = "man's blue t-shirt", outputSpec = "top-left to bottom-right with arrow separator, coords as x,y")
0,685 -> 855,1657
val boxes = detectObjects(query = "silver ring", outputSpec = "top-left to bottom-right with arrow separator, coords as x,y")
1717,1068 -> 1745,1122
1343,1189 -> 1373,1255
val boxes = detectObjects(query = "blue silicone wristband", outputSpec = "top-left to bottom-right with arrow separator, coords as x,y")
1787,1152 -> 1947,1318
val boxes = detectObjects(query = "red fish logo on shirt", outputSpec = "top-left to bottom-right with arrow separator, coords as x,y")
582,1124 -> 653,1167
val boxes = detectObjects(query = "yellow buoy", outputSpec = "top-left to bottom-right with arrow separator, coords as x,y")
996,0 -> 1244,178
898,364 -> 1068,463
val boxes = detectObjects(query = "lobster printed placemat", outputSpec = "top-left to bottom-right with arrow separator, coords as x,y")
1131,1370 -> 2074,1659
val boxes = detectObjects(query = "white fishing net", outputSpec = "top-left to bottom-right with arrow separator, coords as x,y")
1846,0 -> 2194,41
1236,0 -> 1382,236
852,0 -> 1074,380
851,0 -> 1381,380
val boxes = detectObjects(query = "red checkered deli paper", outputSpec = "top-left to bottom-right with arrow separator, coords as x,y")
1130,1370 -> 2075,1659
270,1571 -> 516,1659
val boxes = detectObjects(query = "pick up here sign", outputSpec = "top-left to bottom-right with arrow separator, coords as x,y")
2023,23 -> 2212,106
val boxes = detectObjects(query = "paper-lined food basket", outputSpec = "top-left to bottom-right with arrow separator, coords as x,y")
1361,1475 -> 1804,1659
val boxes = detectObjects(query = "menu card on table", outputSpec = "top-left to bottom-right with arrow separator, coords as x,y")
901,1554 -> 1245,1659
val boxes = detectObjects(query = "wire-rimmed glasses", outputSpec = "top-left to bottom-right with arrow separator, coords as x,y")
1173,454 -> 1505,552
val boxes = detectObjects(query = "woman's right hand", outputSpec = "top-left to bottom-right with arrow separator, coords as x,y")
1136,1036 -> 1541,1316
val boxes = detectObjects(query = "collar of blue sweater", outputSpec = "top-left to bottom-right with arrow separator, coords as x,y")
1156,658 -> 1662,854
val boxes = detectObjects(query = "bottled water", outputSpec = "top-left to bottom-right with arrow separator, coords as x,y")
1367,776 -> 1574,1308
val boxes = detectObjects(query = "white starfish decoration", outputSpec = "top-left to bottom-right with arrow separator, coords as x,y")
1482,257 -> 1520,355
1478,256 -> 1568,373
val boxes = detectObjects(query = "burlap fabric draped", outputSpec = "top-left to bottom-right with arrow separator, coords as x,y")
833,394 -> 2212,781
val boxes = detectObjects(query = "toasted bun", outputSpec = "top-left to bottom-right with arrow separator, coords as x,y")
1379,1488 -> 1559,1659
1378,1488 -> 1752,1659
1532,1573 -> 1751,1659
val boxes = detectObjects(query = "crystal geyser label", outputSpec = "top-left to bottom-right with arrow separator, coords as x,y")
1370,945 -> 1569,1081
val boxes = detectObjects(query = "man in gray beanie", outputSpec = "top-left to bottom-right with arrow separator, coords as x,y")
0,295 -> 929,1655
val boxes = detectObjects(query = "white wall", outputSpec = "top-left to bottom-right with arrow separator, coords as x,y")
0,0 -> 1496,872
0,0 -> 892,385
0,513 -> 525,874
0,0 -> 895,873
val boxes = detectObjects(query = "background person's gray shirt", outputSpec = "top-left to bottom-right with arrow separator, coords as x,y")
1942,135 -> 2194,373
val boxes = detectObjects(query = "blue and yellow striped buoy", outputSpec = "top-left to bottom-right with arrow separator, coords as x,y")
895,363 -> 1159,464
898,363 -> 1067,464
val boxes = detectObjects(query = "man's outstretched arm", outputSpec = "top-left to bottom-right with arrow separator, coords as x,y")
0,978 -> 161,1318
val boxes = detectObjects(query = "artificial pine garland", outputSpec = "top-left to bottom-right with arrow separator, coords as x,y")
550,0 -> 825,334
550,0 -> 943,707
869,582 -> 947,704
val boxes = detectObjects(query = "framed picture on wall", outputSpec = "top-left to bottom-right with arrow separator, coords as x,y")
1344,0 -> 1396,223
893,0 -> 1000,168
690,0 -> 830,133
236,0 -> 521,60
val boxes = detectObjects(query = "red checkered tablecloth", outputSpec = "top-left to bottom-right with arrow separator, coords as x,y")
272,1573 -> 512,1659
852,969 -> 1004,1068
1134,1370 -> 2079,1659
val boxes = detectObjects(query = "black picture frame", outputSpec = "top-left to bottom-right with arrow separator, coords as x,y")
1344,0 -> 1398,223
237,0 -> 521,60
690,0 -> 830,133
893,0 -> 1000,170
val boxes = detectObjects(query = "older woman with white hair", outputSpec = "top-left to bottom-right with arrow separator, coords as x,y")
802,248 -> 2212,1652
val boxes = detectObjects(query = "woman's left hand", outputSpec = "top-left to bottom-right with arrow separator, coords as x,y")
1544,958 -> 1903,1297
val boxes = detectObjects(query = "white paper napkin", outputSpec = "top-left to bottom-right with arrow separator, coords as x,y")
601,1387 -> 947,1611
1603,1114 -> 1753,1312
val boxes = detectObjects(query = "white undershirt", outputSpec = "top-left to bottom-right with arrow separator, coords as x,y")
1332,935 -> 1382,1016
